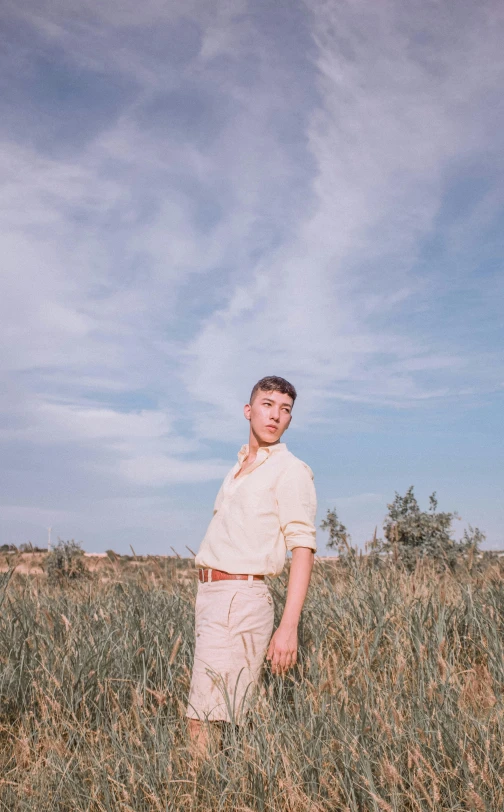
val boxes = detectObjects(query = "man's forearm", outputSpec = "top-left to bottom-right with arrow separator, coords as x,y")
266,546 -> 314,674
279,546 -> 314,628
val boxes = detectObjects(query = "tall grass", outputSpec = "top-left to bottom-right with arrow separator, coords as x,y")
0,556 -> 503,810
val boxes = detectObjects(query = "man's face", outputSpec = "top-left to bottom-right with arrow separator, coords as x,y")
244,389 -> 293,444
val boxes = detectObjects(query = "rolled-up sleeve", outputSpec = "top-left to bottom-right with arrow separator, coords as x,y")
276,461 -> 317,552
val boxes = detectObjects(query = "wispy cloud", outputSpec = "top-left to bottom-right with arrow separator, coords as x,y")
1,0 -> 503,549
183,0 -> 504,432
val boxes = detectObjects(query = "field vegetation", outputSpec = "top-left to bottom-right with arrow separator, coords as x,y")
0,546 -> 503,811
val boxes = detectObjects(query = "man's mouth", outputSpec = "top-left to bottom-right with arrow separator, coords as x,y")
266,426 -> 278,431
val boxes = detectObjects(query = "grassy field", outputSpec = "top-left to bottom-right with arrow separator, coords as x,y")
0,552 -> 503,811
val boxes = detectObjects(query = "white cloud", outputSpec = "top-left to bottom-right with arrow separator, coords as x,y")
0,0 -> 502,549
181,0 -> 504,441
36,402 -> 172,444
119,455 -> 230,486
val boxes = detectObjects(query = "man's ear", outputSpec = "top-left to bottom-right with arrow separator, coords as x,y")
244,403 -> 251,421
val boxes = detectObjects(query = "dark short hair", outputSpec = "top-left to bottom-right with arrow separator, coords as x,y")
249,376 -> 297,406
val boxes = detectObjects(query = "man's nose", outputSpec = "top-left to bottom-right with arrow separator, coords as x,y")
270,411 -> 280,422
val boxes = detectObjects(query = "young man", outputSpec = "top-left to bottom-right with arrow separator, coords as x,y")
186,375 -> 317,750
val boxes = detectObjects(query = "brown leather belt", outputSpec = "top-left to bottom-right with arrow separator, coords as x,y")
198,568 -> 264,583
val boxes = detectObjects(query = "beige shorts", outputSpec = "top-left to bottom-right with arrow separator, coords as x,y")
186,578 -> 275,724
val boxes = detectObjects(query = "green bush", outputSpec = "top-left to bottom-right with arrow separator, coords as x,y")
45,538 -> 88,585
379,486 -> 485,570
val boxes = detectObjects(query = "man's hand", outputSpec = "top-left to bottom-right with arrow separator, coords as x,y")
266,623 -> 298,675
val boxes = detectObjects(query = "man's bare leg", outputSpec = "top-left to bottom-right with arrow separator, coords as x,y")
188,718 -> 222,763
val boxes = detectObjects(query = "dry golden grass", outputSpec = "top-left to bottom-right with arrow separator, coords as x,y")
0,553 -> 503,810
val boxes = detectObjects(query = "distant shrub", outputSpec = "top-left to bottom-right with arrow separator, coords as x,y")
379,486 -> 485,570
18,543 -> 47,553
320,507 -> 357,564
46,539 -> 88,585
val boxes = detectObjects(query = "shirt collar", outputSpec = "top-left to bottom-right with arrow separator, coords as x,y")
237,442 -> 287,463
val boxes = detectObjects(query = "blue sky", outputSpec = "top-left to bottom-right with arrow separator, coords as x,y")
1,0 -> 503,554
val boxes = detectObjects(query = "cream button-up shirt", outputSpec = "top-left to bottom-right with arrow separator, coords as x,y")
194,442 -> 317,577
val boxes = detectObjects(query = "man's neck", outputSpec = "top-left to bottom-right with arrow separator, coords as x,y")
246,432 -> 280,457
